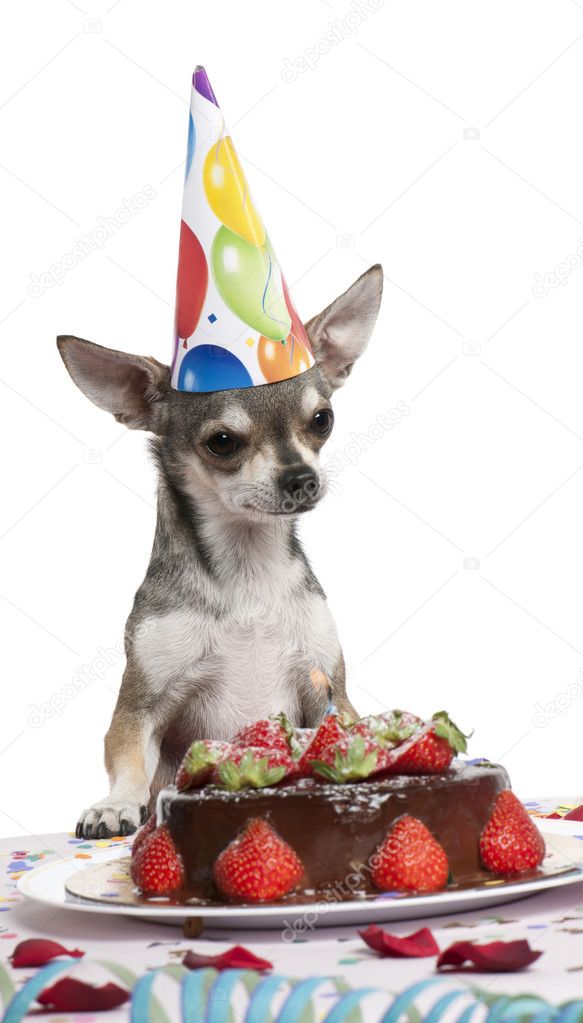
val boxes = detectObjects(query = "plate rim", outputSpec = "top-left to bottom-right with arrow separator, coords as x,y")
18,839 -> 583,921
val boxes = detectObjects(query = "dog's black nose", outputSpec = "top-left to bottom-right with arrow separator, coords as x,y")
278,465 -> 319,510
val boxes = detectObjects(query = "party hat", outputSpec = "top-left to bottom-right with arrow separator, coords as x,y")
171,67 -> 315,393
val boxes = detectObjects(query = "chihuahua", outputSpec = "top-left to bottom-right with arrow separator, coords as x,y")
57,263 -> 383,838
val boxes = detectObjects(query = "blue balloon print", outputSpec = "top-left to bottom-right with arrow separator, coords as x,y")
178,344 -> 253,393
185,111 -> 195,181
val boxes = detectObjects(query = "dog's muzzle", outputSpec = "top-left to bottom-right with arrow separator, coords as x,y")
278,465 -> 321,513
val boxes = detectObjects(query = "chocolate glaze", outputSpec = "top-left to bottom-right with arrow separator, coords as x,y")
158,761 -> 510,904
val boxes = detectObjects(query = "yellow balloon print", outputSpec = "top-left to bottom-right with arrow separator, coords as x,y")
203,136 -> 265,246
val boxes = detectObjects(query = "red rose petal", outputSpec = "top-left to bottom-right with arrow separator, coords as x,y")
36,978 -> 129,1011
564,805 -> 583,821
183,944 -> 273,971
437,939 -> 541,972
11,938 -> 85,967
359,924 -> 439,958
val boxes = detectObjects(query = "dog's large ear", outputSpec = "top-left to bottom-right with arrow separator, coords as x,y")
305,264 -> 383,391
57,336 -> 169,432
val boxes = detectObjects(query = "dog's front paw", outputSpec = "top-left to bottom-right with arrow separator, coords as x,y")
76,799 -> 148,839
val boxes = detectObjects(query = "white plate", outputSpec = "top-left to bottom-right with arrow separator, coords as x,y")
18,833 -> 583,930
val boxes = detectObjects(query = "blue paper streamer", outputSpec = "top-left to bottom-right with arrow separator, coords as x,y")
130,969 -> 158,1023
2,959 -> 79,1023
246,974 -> 289,1023
380,978 -> 447,1023
425,989 -> 473,1023
207,969 -> 246,1023
181,967 -> 217,1022
278,975 -> 331,1023
322,986 -> 380,1022
4,957 -> 583,1023
527,1010 -> 561,1023
556,1003 -> 583,1023
456,1003 -> 480,1023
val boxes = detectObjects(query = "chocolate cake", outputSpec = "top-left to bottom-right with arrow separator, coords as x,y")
128,710 -> 545,904
157,761 -> 510,903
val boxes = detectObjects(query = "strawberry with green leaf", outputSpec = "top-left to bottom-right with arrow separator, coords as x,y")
352,709 -> 423,747
297,713 -> 350,775
213,747 -> 296,791
232,714 -> 294,754
310,734 -> 392,783
175,740 -> 234,791
388,711 -> 470,775
432,710 -> 471,751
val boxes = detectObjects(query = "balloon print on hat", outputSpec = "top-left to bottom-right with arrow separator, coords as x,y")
178,344 -> 253,393
282,273 -> 313,356
175,221 -> 208,342
170,67 -> 315,393
185,112 -> 195,181
257,272 -> 313,382
203,136 -> 265,246
211,227 -> 291,341
258,333 -> 311,384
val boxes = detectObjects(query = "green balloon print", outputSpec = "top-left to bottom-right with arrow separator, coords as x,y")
211,226 -> 291,341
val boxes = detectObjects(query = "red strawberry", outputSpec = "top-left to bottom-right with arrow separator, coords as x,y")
232,715 -> 293,753
213,818 -> 303,902
298,714 -> 349,774
350,717 -> 380,742
388,712 -> 469,775
372,816 -> 449,893
130,824 -> 184,894
213,746 -> 296,790
377,709 -> 424,744
390,728 -> 453,773
480,790 -> 545,874
310,734 -> 392,783
175,740 -> 233,791
352,710 -> 423,747
131,814 -> 156,859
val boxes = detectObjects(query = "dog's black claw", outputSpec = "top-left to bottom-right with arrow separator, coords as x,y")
95,822 -> 108,839
139,805 -> 148,824
119,819 -> 137,837
75,822 -> 84,839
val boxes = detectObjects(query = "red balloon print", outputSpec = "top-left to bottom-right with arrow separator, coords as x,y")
282,274 -> 312,356
175,221 -> 208,340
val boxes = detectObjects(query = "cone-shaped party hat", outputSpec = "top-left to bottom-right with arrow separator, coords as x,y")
171,67 -> 315,393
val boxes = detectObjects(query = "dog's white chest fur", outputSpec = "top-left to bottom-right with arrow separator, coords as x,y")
133,533 -> 341,740
200,591 -> 338,737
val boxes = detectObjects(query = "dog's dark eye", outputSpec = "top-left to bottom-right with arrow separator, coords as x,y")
311,409 -> 333,436
206,432 -> 238,457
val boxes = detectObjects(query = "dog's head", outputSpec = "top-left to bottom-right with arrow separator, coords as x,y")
57,265 -> 382,518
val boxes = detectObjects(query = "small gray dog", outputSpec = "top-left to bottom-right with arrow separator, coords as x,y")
57,263 -> 383,838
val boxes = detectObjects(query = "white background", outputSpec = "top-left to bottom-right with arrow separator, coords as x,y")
1,0 -> 582,838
